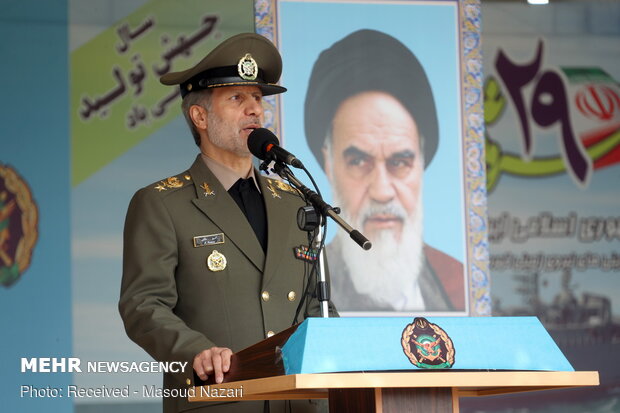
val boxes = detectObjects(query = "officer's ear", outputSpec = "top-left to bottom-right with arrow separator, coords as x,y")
189,105 -> 208,131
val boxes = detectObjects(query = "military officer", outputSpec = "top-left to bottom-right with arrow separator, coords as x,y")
119,33 -> 337,413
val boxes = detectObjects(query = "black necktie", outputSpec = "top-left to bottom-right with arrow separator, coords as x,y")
228,178 -> 268,252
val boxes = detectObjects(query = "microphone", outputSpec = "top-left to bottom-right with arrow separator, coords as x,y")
248,128 -> 304,169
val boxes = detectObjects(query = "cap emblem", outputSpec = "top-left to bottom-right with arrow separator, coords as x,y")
238,53 -> 258,81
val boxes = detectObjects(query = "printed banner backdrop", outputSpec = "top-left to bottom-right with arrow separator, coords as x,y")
0,0 -> 71,412
274,0 -> 483,316
71,0 -> 256,186
70,0 -> 254,409
471,2 -> 620,411
4,0 -> 484,411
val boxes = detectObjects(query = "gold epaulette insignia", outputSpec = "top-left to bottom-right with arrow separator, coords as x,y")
266,178 -> 300,196
154,175 -> 185,192
265,180 -> 281,199
166,176 -> 183,188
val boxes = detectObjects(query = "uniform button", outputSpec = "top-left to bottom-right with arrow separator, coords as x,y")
186,378 -> 191,386
288,291 -> 296,301
261,291 -> 270,301
267,330 -> 275,338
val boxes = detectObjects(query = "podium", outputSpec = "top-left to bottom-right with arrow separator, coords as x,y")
188,318 -> 599,412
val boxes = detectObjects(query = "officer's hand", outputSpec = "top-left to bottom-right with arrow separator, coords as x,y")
193,347 -> 233,383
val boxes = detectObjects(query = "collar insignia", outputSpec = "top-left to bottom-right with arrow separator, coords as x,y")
200,182 -> 215,196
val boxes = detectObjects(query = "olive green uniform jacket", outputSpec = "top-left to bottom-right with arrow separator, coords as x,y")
119,156 -> 337,412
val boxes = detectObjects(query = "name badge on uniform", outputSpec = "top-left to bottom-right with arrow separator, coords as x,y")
193,233 -> 225,248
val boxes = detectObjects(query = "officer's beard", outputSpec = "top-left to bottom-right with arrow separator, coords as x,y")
331,192 -> 425,311
207,111 -> 259,158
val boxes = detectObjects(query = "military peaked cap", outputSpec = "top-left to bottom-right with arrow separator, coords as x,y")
160,33 -> 287,98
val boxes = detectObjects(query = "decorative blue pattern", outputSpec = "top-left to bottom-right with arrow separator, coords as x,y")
460,0 -> 490,315
255,0 -> 281,137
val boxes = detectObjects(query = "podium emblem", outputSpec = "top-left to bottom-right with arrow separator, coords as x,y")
401,317 -> 455,369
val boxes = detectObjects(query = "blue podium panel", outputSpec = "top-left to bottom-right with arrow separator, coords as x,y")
281,317 -> 574,375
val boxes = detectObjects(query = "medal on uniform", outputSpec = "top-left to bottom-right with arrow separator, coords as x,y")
207,250 -> 227,272
293,245 -> 318,262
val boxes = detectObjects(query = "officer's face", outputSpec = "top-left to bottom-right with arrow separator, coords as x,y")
204,86 -> 264,157
324,91 -> 423,241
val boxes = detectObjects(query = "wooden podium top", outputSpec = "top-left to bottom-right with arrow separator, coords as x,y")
188,371 -> 600,402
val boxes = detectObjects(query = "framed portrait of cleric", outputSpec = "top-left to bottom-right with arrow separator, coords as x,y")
256,0 -> 488,316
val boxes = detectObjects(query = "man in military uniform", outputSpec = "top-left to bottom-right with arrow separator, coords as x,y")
119,33 -> 336,413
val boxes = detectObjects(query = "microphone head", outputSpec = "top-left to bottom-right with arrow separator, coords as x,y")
248,128 -> 279,161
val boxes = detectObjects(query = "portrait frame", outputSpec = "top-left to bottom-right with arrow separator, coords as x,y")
255,0 -> 489,316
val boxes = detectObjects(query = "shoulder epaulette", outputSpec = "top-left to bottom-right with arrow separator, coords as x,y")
152,172 -> 192,193
265,178 -> 300,197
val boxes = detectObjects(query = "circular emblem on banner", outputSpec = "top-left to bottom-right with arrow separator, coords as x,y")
0,164 -> 38,287
401,317 -> 455,369
237,53 -> 258,81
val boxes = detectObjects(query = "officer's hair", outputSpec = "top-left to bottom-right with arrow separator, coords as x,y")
181,89 -> 214,146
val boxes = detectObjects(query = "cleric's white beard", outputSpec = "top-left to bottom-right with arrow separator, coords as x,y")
333,193 -> 425,311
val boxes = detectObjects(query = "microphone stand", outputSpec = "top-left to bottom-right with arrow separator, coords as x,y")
314,221 -> 329,318
265,161 -> 372,318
